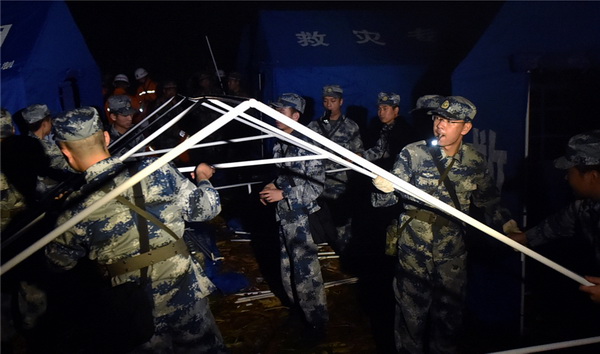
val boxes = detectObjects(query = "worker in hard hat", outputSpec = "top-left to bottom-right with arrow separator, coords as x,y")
134,67 -> 158,117
104,74 -> 140,122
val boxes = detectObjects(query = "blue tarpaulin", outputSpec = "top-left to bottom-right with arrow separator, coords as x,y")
1,0 -> 102,118
247,10 -> 442,124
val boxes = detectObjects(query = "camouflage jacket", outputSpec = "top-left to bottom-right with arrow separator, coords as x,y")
308,115 -> 364,198
372,140 -> 512,232
526,198 -> 600,269
308,115 -> 364,171
45,156 -> 220,296
272,131 -> 325,222
0,171 -> 26,231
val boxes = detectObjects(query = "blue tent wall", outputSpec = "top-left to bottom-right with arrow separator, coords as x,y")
254,10 -> 435,125
1,1 -> 102,117
452,0 -> 600,338
454,0 -> 600,209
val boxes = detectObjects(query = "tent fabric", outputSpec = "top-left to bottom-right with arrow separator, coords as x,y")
452,0 -> 600,335
251,10 -> 440,124
1,0 -> 102,116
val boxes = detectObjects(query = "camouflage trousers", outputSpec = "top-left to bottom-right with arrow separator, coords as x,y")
279,213 -> 329,328
394,227 -> 467,354
133,274 -> 227,354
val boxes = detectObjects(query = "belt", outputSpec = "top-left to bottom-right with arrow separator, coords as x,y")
104,237 -> 189,277
405,209 -> 451,227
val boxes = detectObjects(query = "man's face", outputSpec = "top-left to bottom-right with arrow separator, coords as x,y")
378,104 -> 399,125
432,115 -> 471,148
112,113 -> 133,131
323,96 -> 343,114
566,167 -> 594,198
227,78 -> 240,91
275,107 -> 296,132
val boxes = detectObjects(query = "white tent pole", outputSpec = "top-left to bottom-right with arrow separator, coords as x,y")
205,100 -> 374,177
246,99 -> 593,287
0,100 -> 252,276
488,336 -> 600,354
131,134 -> 272,158
178,155 -> 327,172
0,98 -> 195,244
108,96 -> 177,148
118,103 -> 197,161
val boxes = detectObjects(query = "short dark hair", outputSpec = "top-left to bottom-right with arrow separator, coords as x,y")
27,116 -> 50,132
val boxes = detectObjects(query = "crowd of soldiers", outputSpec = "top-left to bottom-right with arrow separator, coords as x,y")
1,77 -> 599,353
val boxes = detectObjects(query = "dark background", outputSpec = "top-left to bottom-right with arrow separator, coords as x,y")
65,0 -> 505,97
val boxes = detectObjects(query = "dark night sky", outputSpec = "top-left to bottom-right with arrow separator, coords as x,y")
65,1 -> 505,95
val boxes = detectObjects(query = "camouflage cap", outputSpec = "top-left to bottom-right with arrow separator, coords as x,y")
322,85 -> 343,98
53,107 -> 103,142
413,95 -> 445,112
107,95 -> 137,116
271,93 -> 306,114
22,104 -> 50,124
554,130 -> 600,169
377,92 -> 400,106
428,96 -> 477,122
0,108 -> 14,138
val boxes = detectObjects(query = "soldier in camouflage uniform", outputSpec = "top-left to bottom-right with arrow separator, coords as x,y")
363,92 -> 416,171
259,93 -> 328,336
510,130 -> 600,303
308,85 -> 364,254
0,108 -> 26,231
106,95 -> 147,158
44,107 -> 228,353
22,104 -> 75,195
372,96 -> 516,353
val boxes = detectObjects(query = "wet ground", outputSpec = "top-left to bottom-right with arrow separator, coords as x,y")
207,215 -> 392,354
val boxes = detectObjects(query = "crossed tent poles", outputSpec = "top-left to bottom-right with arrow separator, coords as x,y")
1,96 -> 598,351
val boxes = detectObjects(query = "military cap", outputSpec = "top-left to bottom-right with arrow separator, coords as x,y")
272,93 -> 306,114
22,104 -> 51,124
322,85 -> 343,98
377,92 -> 401,106
0,108 -> 14,138
428,96 -> 477,122
412,95 -> 445,112
554,130 -> 600,169
53,107 -> 103,142
107,95 -> 137,116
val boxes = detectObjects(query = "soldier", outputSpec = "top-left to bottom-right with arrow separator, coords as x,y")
0,108 -> 26,231
308,84 -> 364,254
44,107 -> 228,353
363,92 -> 416,170
259,93 -> 328,339
372,96 -> 517,353
106,95 -> 146,158
510,130 -> 600,314
22,104 -> 75,195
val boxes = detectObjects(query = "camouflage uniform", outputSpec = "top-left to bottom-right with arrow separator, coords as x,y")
107,95 -> 147,158
373,96 -> 511,354
526,130 -> 600,269
272,130 -> 328,330
22,104 -> 73,195
0,109 -> 25,230
44,107 -> 227,353
0,171 -> 26,231
308,115 -> 364,199
308,110 -> 364,253
364,92 -> 415,171
27,131 -> 73,194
